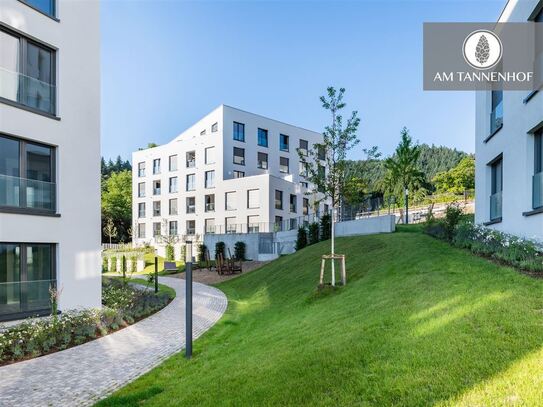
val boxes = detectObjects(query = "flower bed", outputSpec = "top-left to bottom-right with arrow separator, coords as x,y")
0,278 -> 173,366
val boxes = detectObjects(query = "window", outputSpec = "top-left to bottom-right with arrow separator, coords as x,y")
275,216 -> 283,232
280,134 -> 289,151
153,159 -> 161,174
0,135 -> 55,212
299,161 -> 308,177
258,128 -> 268,147
324,203 -> 330,214
186,174 -> 196,191
225,217 -> 237,233
0,243 -> 55,318
257,152 -> 268,169
205,194 -> 215,212
290,194 -> 297,213
233,147 -> 245,165
200,129 -> 206,136
186,151 -> 196,168
280,157 -> 289,173
0,27 -> 56,115
153,201 -> 161,217
225,191 -> 236,210
490,156 -> 503,221
153,222 -> 161,237
205,218 -> 215,234
169,221 -> 178,236
303,198 -> 309,215
212,122 -> 218,132
233,121 -> 245,141
169,198 -> 178,215
169,177 -> 178,193
318,165 -> 326,192
247,189 -> 259,209
137,223 -> 146,239
275,190 -> 283,210
289,218 -> 297,230
169,155 -> 177,171
234,170 -> 245,178
299,139 -> 308,156
205,170 -> 215,188
301,181 -> 309,189
533,131 -> 543,209
534,8 -> 543,88
186,220 -> 195,235
205,147 -> 215,164
21,0 -> 56,17
153,180 -> 161,195
186,196 -> 195,213
247,215 -> 259,233
490,90 -> 503,135
317,145 -> 326,160
138,182 -> 145,198
138,162 -> 145,177
138,202 -> 145,218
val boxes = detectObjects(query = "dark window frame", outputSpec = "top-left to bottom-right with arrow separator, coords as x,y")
280,134 -> 289,152
233,121 -> 245,142
233,147 -> 245,166
17,0 -> 58,20
258,128 -> 268,147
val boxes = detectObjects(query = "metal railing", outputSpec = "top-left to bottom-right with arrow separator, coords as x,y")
0,279 -> 55,315
0,174 -> 56,211
490,101 -> 503,135
0,67 -> 55,115
490,191 -> 502,220
533,172 -> 543,209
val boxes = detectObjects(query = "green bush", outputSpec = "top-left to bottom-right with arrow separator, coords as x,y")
102,256 -> 108,273
215,241 -> 225,259
308,223 -> 320,245
234,241 -> 246,260
110,256 -> 117,273
130,256 -> 137,274
443,202 -> 463,241
320,214 -> 332,241
181,245 -> 187,262
296,226 -> 308,251
198,244 -> 207,262
165,244 -> 174,261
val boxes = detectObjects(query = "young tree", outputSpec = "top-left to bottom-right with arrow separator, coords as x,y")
101,170 -> 132,242
157,218 -> 180,261
103,217 -> 118,244
384,128 -> 425,224
299,87 -> 361,285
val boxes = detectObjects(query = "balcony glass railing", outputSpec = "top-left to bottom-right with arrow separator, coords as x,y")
0,174 -> 56,211
0,67 -> 55,115
490,101 -> 503,135
0,279 -> 55,316
533,172 -> 543,209
490,191 -> 502,220
205,203 -> 215,212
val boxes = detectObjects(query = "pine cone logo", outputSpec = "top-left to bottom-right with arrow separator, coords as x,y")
475,35 -> 490,65
463,30 -> 502,70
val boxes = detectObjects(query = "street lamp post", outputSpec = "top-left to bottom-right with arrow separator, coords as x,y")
404,187 -> 409,225
185,241 -> 193,359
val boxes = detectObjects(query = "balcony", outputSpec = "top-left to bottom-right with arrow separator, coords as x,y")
489,101 -> 503,136
0,67 -> 56,115
490,191 -> 502,221
0,174 -> 56,212
534,172 -> 543,209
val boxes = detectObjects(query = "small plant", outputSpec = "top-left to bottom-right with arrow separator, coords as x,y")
49,284 -> 63,325
234,241 -> 246,260
110,256 -> 118,273
308,223 -> 320,245
102,256 -> 108,273
198,244 -> 207,263
130,256 -> 137,274
296,226 -> 308,250
443,202 -> 463,241
165,244 -> 174,261
320,214 -> 331,241
215,241 -> 226,259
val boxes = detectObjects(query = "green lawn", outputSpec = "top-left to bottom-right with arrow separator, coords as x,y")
98,227 -> 543,406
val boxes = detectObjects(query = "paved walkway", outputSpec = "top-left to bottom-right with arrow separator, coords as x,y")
0,277 -> 228,407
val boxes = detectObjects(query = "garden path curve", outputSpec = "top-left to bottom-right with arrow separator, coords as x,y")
0,277 -> 228,407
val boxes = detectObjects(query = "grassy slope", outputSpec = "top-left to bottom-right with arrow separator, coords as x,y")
98,228 -> 543,406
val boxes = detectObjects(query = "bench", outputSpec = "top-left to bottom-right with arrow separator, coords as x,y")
163,261 -> 178,272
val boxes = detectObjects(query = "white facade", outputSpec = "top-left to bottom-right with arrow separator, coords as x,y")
132,105 -> 328,256
0,0 -> 101,320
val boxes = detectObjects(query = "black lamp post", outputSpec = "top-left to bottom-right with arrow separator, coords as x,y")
185,241 -> 193,359
404,187 -> 409,225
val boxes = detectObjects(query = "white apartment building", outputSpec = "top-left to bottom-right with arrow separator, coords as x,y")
0,0 -> 101,321
132,105 -> 329,256
475,0 -> 543,240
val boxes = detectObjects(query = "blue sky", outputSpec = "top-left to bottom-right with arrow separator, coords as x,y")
101,0 -> 505,161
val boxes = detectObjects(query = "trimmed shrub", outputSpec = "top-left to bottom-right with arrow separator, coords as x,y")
102,256 -> 108,273
308,223 -> 320,245
234,241 -> 246,260
130,256 -> 137,274
320,214 -> 331,241
110,256 -> 117,273
215,242 -> 226,259
198,244 -> 207,263
181,245 -> 187,262
165,244 -> 174,261
296,226 -> 308,251
443,202 -> 463,241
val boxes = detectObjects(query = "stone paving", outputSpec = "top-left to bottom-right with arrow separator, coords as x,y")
0,277 -> 228,407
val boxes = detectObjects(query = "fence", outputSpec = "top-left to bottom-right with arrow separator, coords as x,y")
101,243 -> 133,251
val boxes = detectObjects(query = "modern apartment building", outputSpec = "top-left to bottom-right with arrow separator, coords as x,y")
475,0 -> 543,240
132,105 -> 329,255
0,0 -> 101,321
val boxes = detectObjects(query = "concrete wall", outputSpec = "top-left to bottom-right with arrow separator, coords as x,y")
335,215 -> 396,237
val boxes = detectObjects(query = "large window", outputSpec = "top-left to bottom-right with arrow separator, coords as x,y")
233,121 -> 245,142
299,139 -> 308,156
186,196 -> 195,213
489,155 -> 503,221
303,198 -> 309,215
169,198 -> 178,215
234,170 -> 245,178
0,27 -> 56,115
280,134 -> 289,151
186,220 -> 196,235
212,122 -> 218,132
153,180 -> 161,195
0,134 -> 55,212
205,218 -> 215,234
280,157 -> 289,174
205,147 -> 215,164
169,177 -> 178,193
186,174 -> 196,191
225,217 -> 237,233
186,151 -> 196,168
153,159 -> 161,174
205,170 -> 215,188
138,162 -> 145,177
153,201 -> 161,217
205,194 -> 215,212
169,155 -> 177,171
257,152 -> 268,169
290,194 -> 297,213
0,243 -> 55,320
169,221 -> 178,236
138,202 -> 145,218
490,90 -> 503,135
21,0 -> 56,17
137,223 -> 146,239
225,191 -> 236,210
248,215 -> 259,233
138,182 -> 145,198
233,147 -> 245,166
258,128 -> 268,147
247,189 -> 259,209
153,222 -> 161,237
275,190 -> 283,210
534,131 -> 543,209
